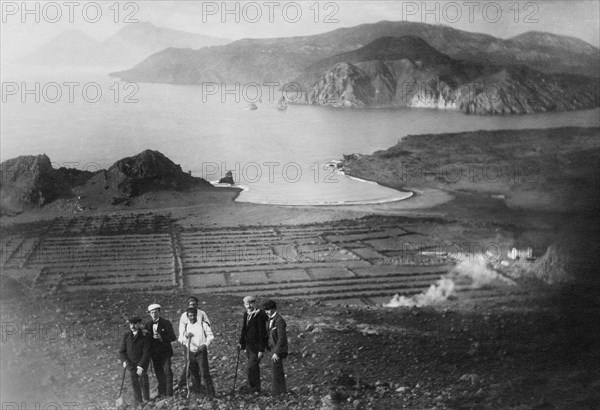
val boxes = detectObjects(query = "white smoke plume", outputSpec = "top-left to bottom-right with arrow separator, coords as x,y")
452,253 -> 516,288
384,253 -> 515,308
384,277 -> 455,308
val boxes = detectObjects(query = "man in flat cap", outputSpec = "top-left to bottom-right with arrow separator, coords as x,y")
145,303 -> 177,398
238,295 -> 268,393
176,296 -> 212,391
119,316 -> 151,404
179,307 -> 216,396
262,300 -> 288,395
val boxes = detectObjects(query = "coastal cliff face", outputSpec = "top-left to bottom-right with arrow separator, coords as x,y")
0,150 -> 214,214
0,154 -> 87,214
304,37 -> 599,114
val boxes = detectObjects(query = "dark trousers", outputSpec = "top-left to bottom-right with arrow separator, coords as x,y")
246,350 -> 262,392
128,368 -> 149,403
271,358 -> 286,395
152,356 -> 173,397
189,349 -> 215,396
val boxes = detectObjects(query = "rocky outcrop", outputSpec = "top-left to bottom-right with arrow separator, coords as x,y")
0,150 -> 214,214
0,154 -> 91,214
304,37 -> 599,114
218,171 -> 235,185
94,149 -> 212,197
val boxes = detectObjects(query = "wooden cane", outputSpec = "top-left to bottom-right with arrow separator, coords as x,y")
186,335 -> 191,399
115,366 -> 126,407
232,345 -> 241,393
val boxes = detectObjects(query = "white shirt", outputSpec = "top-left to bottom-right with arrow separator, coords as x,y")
179,309 -> 210,339
246,308 -> 259,320
268,312 -> 276,330
179,320 -> 214,352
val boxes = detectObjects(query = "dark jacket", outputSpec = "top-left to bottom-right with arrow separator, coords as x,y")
144,317 -> 176,358
119,330 -> 151,370
266,313 -> 288,358
239,309 -> 268,353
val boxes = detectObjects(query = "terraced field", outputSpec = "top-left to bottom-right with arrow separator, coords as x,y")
1,213 -> 520,305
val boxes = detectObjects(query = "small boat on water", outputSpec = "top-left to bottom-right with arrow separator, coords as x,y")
277,97 -> 287,111
326,160 -> 343,169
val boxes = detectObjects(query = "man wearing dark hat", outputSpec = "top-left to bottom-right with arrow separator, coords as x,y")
145,303 -> 177,398
179,307 -> 216,396
262,299 -> 288,395
119,316 -> 151,404
238,295 -> 268,393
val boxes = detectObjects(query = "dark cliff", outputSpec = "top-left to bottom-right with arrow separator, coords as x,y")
91,150 -> 213,197
0,150 -> 214,214
0,155 -> 92,214
303,36 -> 599,114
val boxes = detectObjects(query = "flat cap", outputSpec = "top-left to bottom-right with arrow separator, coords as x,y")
147,303 -> 161,312
128,316 -> 142,324
185,307 -> 198,315
262,299 -> 276,310
243,295 -> 256,303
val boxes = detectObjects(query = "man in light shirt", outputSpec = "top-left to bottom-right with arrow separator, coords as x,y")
179,296 -> 211,338
179,307 -> 215,396
176,296 -> 211,391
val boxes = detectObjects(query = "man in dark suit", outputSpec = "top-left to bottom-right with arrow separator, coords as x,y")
262,299 -> 288,395
145,303 -> 177,398
238,295 -> 268,393
119,316 -> 151,404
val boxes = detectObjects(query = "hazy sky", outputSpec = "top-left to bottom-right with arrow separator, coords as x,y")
1,0 -> 599,61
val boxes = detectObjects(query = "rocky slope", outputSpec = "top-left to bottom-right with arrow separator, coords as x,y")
111,21 -> 599,85
1,288 -> 599,408
0,150 -> 214,214
302,36 -> 599,114
0,154 -> 91,214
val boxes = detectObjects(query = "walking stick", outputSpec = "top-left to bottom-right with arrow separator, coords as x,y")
115,366 -> 126,407
186,336 -> 191,399
232,346 -> 241,393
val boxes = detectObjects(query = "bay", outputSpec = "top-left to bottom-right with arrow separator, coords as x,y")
1,73 -> 598,205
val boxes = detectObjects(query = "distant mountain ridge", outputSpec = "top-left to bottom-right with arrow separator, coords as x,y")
18,21 -> 230,69
112,20 -> 599,85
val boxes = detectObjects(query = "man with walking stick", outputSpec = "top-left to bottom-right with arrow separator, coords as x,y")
179,307 -> 216,396
175,296 -> 211,391
238,295 -> 268,393
119,316 -> 151,405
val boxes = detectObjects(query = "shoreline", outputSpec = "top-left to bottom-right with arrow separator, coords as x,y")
228,171 -> 415,207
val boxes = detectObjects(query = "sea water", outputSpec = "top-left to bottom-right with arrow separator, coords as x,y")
2,72 -> 599,205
